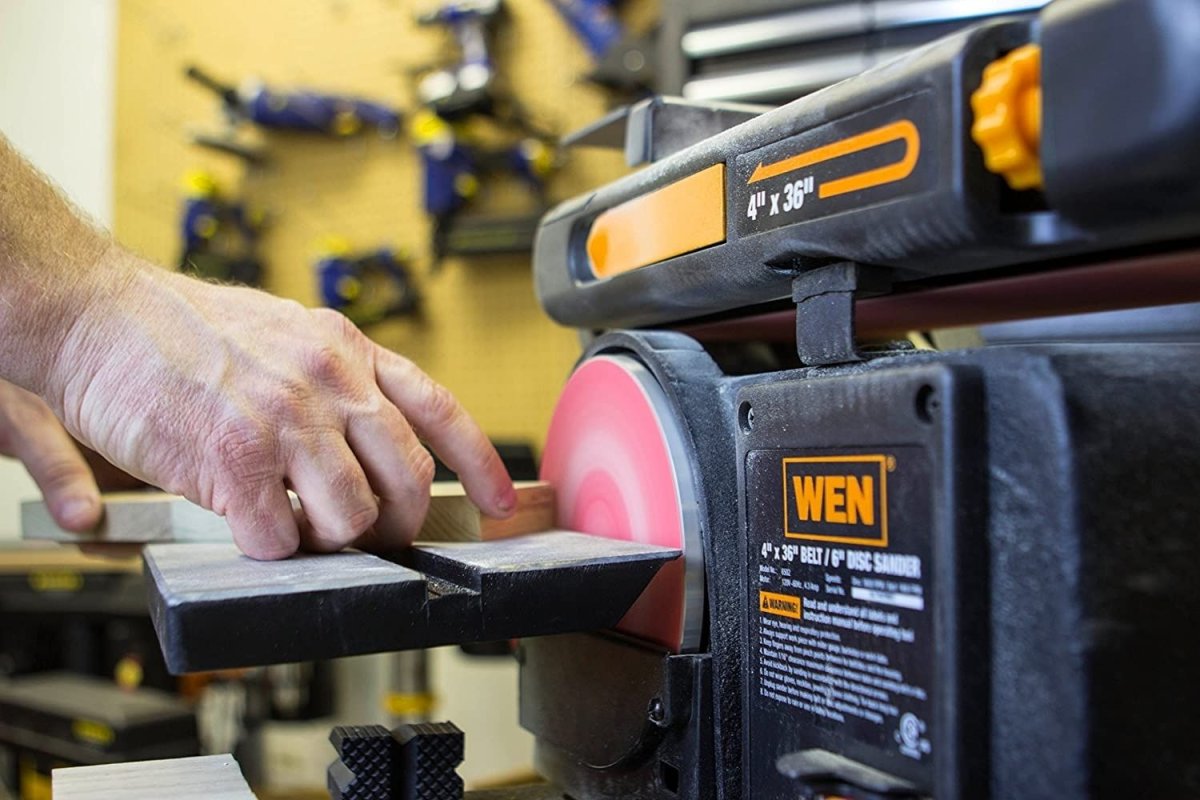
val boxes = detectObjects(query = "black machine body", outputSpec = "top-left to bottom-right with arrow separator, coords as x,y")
516,332 -> 1200,800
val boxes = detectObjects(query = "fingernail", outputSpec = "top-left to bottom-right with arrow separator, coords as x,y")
495,486 -> 517,515
59,496 -> 99,530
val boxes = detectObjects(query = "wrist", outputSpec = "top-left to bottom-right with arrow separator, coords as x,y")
39,246 -> 155,417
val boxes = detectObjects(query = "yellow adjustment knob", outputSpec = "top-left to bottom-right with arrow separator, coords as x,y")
970,43 -> 1043,191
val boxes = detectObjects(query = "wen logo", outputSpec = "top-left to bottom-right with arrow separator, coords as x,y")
782,455 -> 890,546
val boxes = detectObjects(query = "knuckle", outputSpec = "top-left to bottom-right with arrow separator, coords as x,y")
209,418 -> 278,484
326,458 -> 364,495
408,444 -> 436,489
228,493 -> 297,560
353,391 -> 386,419
312,306 -> 348,327
36,457 -> 90,492
317,462 -> 379,542
467,430 -> 500,471
312,502 -> 378,548
345,503 -> 380,538
262,381 -> 310,424
303,344 -> 348,386
314,307 -> 364,342
418,381 -> 460,428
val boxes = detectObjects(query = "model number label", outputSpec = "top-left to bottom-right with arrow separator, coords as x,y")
734,93 -> 933,236
745,176 -> 815,221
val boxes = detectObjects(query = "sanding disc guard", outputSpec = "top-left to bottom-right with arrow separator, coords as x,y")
540,353 -> 704,652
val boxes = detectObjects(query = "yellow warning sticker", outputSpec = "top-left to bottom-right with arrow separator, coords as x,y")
759,590 -> 803,619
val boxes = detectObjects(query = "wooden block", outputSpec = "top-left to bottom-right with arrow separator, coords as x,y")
0,542 -> 142,574
53,754 -> 255,800
22,482 -> 555,544
418,480 -> 556,542
22,492 -> 232,543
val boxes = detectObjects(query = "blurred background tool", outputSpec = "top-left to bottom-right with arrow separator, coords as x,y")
185,65 -> 402,139
546,0 -> 655,91
411,110 -> 558,264
178,170 -> 265,287
412,0 -> 561,262
315,240 -> 421,327
415,0 -> 504,121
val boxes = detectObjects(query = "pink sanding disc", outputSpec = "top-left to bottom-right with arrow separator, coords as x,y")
540,355 -> 703,652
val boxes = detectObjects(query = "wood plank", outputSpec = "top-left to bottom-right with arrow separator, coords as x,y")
22,482 -> 555,544
419,481 -> 555,542
22,492 -> 231,544
0,543 -> 141,574
53,755 -> 254,800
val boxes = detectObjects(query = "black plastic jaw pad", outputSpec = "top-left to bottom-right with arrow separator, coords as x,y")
328,722 -> 465,800
145,531 -> 680,674
329,726 -> 396,800
395,722 -> 465,800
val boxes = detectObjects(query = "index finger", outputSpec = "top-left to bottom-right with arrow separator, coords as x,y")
373,348 -> 515,517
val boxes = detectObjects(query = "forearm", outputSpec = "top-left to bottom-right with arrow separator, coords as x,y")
0,132 -> 130,396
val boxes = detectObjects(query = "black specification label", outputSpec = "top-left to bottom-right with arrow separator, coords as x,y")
747,447 -> 935,793
733,92 -> 934,236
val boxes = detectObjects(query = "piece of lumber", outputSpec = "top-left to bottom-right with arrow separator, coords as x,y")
22,492 -> 232,544
53,755 -> 254,800
23,481 -> 555,544
0,542 -> 142,574
420,480 -> 555,542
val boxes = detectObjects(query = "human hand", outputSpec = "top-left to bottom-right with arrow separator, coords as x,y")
0,378 -> 102,531
43,251 -> 515,560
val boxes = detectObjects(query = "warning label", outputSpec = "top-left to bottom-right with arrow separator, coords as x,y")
747,446 -> 935,790
759,590 -> 802,619
757,604 -> 927,728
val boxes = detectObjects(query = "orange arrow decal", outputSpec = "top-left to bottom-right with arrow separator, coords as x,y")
748,119 -> 920,199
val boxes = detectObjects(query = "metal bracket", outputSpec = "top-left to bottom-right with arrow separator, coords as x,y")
792,262 -> 893,366
146,532 -> 679,674
777,748 -> 921,799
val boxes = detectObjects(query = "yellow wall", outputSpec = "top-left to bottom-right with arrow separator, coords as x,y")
115,0 -> 650,451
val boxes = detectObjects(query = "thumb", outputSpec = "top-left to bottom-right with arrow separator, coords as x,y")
0,384 -> 102,531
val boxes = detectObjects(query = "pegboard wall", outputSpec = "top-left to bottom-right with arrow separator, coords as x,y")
114,0 -> 656,451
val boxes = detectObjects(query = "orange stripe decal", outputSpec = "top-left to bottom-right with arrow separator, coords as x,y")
587,164 -> 726,279
747,119 -> 920,199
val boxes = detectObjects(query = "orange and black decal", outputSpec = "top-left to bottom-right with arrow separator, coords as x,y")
586,164 -> 726,279
736,93 -> 933,236
759,590 -> 803,619
782,454 -> 890,547
748,120 -> 919,198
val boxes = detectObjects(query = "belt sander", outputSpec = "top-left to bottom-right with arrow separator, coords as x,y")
138,0 -> 1200,798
